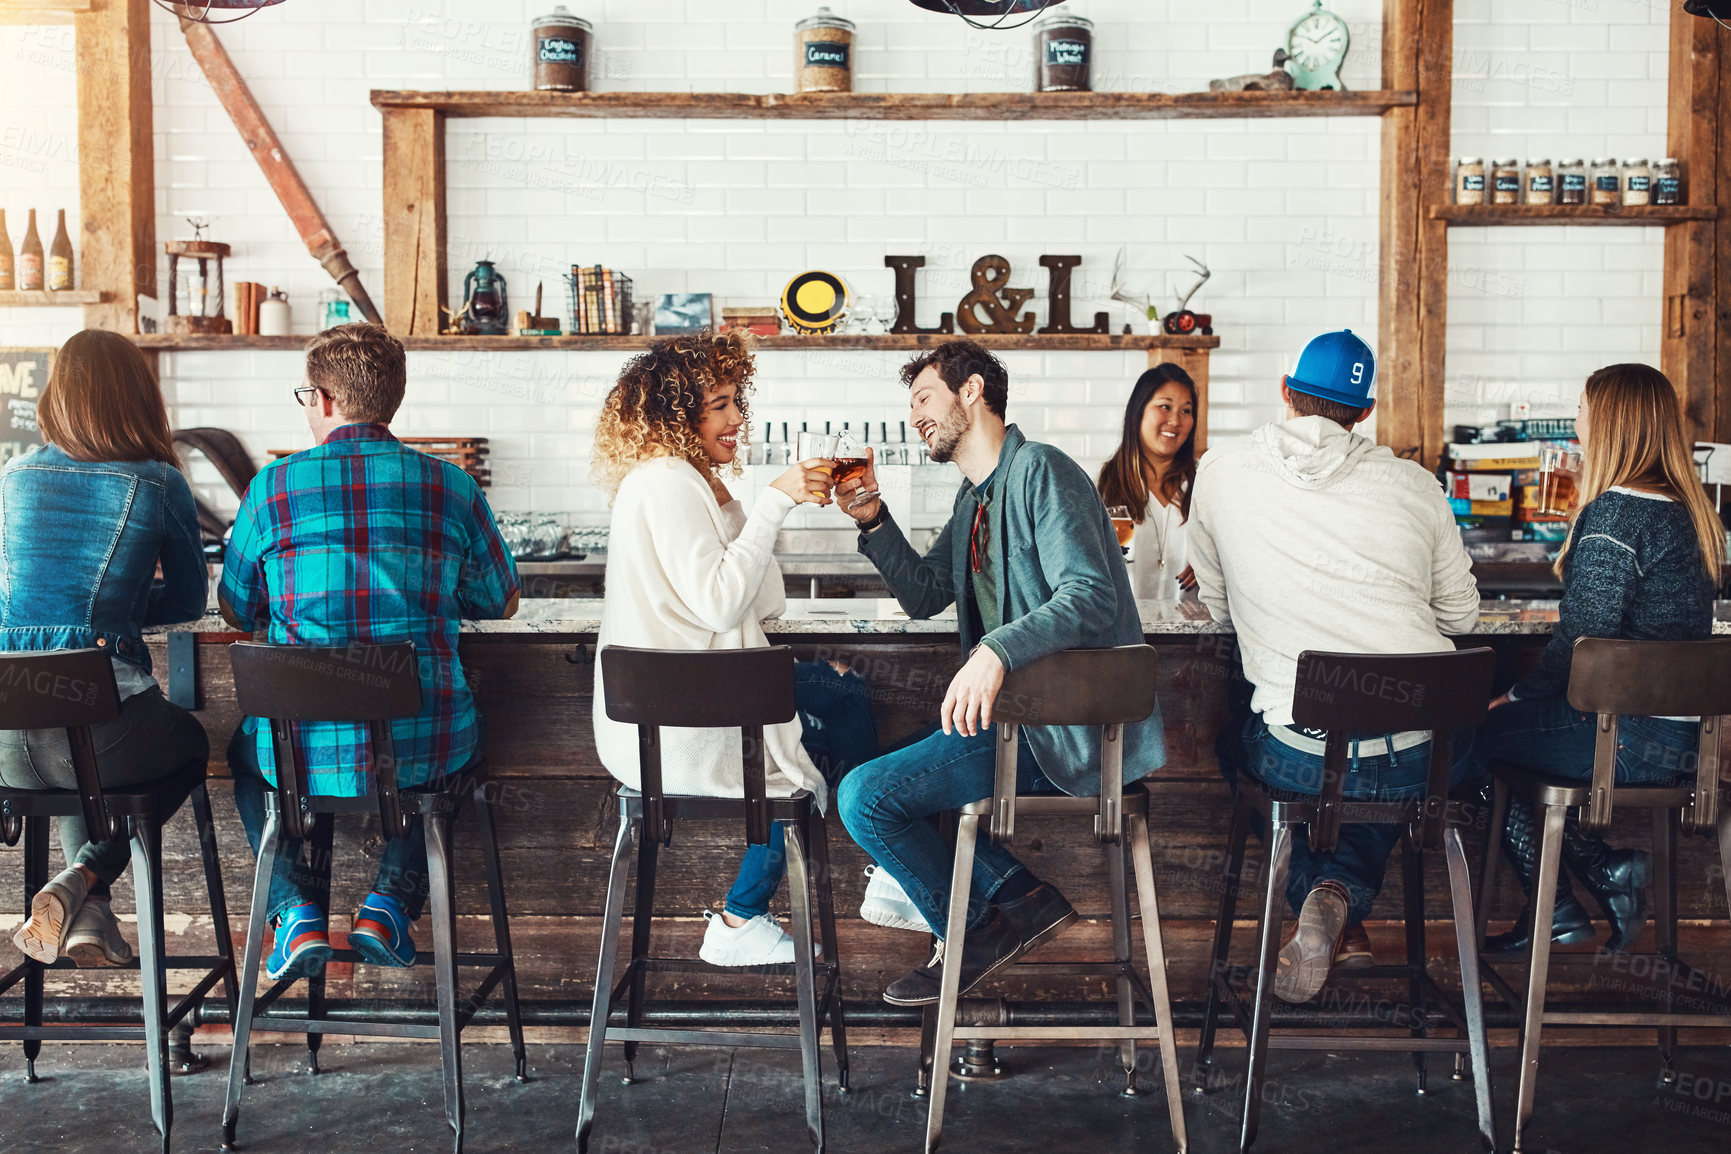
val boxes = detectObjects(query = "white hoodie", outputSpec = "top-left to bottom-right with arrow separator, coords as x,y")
1187,415 -> 1480,725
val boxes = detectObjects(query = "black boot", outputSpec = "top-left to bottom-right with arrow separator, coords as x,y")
1484,790 -> 1597,954
1561,813 -> 1650,953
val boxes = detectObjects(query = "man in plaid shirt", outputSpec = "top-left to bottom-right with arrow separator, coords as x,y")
219,324 -> 519,980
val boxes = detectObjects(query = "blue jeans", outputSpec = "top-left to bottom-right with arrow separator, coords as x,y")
1220,714 -> 1478,926
723,661 -> 880,919
837,724 -> 1056,938
1464,693 -> 1700,785
228,726 -> 431,924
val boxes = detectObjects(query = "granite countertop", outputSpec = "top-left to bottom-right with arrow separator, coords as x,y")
151,598 -> 1731,638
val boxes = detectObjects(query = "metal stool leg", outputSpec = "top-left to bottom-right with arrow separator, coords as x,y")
1401,836 -> 1429,1095
132,817 -> 174,1154
21,815 -> 47,1083
191,782 -> 240,1035
621,827 -> 659,1084
222,801 -> 281,1150
475,783 -> 528,1082
1194,793 -> 1249,1098
576,811 -> 634,1154
1129,812 -> 1189,1154
784,819 -> 825,1151
923,810 -> 981,1154
1473,780 -> 1509,950
1653,807 -> 1679,1081
1104,831 -> 1139,1096
913,1002 -> 939,1099
425,807 -> 465,1154
1444,826 -> 1496,1152
1239,821 -> 1293,1154
305,814 -> 334,1075
805,808 -> 849,1091
1512,801 -> 1567,1152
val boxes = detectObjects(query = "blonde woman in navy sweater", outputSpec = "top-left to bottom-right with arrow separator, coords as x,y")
1472,364 -> 1725,953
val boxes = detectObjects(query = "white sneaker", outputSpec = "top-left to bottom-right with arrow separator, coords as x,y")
860,865 -> 927,933
12,866 -> 90,964
64,898 -> 134,968
698,910 -> 821,967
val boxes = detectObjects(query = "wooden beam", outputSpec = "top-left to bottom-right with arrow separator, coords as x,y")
73,0 -> 152,334
380,106 -> 446,336
1378,0 -> 1452,468
0,0 -> 91,23
368,89 -> 1418,122
1433,204 -> 1716,226
1661,9 -> 1723,444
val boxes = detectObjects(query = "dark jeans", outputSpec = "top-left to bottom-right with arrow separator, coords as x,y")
1463,693 -> 1700,785
836,724 -> 1057,938
0,685 -> 209,899
722,661 -> 880,919
227,726 -> 430,924
1218,712 -> 1478,926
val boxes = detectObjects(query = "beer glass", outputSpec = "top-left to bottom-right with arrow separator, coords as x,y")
794,431 -> 838,502
1106,505 -> 1134,556
1536,446 -> 1582,517
833,429 -> 879,509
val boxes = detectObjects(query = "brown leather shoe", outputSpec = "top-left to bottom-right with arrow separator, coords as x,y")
1273,882 -> 1350,1003
1335,924 -> 1374,969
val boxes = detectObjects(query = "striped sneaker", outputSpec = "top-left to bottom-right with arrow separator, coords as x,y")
266,903 -> 332,981
348,892 -> 417,968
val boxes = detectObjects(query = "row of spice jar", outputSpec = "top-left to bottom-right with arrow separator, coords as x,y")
1454,158 -> 1682,207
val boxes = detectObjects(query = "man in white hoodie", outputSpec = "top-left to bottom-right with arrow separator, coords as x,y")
1188,329 -> 1479,1004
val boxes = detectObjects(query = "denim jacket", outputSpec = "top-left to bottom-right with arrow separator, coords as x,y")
859,424 -> 1166,796
0,443 -> 208,674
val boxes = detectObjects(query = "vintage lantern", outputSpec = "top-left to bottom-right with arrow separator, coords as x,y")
165,227 -> 233,336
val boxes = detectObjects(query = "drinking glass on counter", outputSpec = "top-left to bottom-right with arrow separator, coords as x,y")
527,514 -> 564,559
1107,505 -> 1134,556
833,428 -> 879,509
1536,446 -> 1583,517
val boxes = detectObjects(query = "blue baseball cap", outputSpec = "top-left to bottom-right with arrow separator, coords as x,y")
1286,329 -> 1377,408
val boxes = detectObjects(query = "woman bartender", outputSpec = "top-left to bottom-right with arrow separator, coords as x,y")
1097,364 -> 1200,601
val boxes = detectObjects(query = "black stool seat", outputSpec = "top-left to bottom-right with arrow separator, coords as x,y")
0,648 -> 237,1154
219,642 -> 525,1154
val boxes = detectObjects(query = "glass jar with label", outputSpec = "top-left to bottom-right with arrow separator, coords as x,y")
1491,158 -> 1521,205
1557,158 -> 1587,205
1033,12 -> 1093,92
1455,158 -> 1486,205
531,7 -> 592,92
1525,158 -> 1554,205
1590,158 -> 1620,206
795,7 -> 856,93
1653,158 -> 1682,206
1621,158 -> 1652,206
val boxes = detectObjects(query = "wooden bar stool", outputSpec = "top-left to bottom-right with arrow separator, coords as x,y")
919,645 -> 1188,1154
1193,648 -> 1498,1154
0,648 -> 236,1154
219,641 -> 525,1154
577,645 -> 846,1154
1475,637 -> 1731,1151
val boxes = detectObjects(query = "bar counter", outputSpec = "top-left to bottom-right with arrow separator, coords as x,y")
22,600 -> 1726,1040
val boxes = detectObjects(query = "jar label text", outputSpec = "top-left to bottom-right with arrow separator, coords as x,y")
1494,175 -> 1519,192
1529,176 -> 1553,191
1045,38 -> 1088,67
1561,174 -> 1587,192
1627,175 -> 1650,192
805,41 -> 850,68
1595,175 -> 1619,191
537,36 -> 581,65
1460,174 -> 1485,191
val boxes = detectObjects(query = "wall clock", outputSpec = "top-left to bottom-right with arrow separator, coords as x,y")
1284,1 -> 1349,91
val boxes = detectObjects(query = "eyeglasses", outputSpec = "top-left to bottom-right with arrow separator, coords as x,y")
293,384 -> 324,407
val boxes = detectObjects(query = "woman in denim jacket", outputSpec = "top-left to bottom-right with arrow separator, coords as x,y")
0,330 -> 210,967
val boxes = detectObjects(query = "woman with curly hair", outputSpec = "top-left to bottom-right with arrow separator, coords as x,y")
591,329 -> 880,966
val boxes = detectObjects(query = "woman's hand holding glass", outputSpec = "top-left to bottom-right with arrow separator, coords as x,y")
771,458 -> 837,506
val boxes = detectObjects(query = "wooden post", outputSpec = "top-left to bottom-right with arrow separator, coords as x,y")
1378,0 -> 1452,468
381,107 -> 447,336
1150,347 -> 1210,456
1662,12 -> 1726,444
74,0 -> 153,334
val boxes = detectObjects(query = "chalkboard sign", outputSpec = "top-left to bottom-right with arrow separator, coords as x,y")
0,348 -> 49,465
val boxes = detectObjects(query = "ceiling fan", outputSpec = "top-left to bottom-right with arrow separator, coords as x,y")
906,0 -> 1069,31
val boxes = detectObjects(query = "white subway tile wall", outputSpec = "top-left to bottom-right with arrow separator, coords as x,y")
0,0 -> 1671,523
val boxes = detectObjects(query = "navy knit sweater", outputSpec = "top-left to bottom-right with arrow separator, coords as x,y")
1512,487 -> 1716,701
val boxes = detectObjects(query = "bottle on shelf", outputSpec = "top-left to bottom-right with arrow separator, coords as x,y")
18,209 -> 44,292
0,209 -> 13,291
47,209 -> 73,291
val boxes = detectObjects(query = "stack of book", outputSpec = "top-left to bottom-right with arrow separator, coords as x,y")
720,307 -> 780,337
565,266 -> 634,335
233,281 -> 266,335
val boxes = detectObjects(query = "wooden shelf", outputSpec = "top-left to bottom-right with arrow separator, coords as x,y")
1429,204 -> 1718,227
369,89 -> 1416,122
0,289 -> 106,306
134,332 -> 1220,353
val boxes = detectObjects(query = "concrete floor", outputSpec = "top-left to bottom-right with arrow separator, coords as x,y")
0,1039 -> 1725,1153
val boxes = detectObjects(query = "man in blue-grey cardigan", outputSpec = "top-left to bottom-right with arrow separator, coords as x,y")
832,339 -> 1165,1006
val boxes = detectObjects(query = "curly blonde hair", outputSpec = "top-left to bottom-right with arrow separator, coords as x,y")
591,328 -> 757,497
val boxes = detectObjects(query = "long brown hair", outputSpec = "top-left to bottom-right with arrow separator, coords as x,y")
1096,364 -> 1198,522
590,328 -> 756,498
36,330 -> 178,465
1555,363 -> 1724,584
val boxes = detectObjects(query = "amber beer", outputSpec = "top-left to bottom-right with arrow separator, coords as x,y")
1106,505 -> 1134,554
1536,446 -> 1582,517
833,456 -> 868,486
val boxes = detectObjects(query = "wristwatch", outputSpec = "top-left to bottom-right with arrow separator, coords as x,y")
857,505 -> 889,534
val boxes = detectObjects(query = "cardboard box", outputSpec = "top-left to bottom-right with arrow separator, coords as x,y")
1448,471 -> 1512,502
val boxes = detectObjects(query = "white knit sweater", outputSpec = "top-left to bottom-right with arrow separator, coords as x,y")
593,458 -> 824,805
